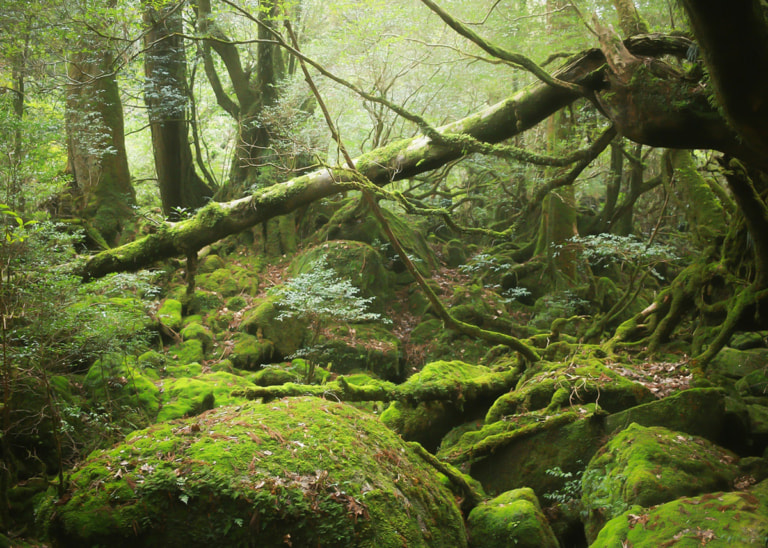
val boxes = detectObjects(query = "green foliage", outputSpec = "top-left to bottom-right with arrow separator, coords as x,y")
567,234 -> 679,280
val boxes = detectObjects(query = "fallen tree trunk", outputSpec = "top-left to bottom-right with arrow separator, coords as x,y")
79,35 -> 724,280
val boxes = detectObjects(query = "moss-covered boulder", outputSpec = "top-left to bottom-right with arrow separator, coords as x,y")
288,240 -> 394,311
180,322 -> 214,354
168,339 -> 206,365
591,479 -> 768,547
43,398 -> 467,547
230,332 -> 275,369
381,361 -> 519,451
313,198 -> 438,276
710,347 -> 768,379
467,488 -> 558,548
441,388 -> 728,499
485,359 -> 654,422
239,296 -> 307,359
157,298 -> 182,332
581,423 -> 740,542
157,372 -> 254,421
317,324 -> 402,380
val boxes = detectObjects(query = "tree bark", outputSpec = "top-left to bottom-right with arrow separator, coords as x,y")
144,2 -> 213,217
66,32 -> 135,244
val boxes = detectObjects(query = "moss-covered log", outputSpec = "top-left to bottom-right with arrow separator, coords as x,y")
79,35 -> 728,280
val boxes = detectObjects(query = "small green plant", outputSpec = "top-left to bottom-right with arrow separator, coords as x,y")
271,259 -> 388,381
542,465 -> 584,504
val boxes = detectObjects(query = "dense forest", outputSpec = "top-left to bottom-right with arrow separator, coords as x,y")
2,0 -> 768,546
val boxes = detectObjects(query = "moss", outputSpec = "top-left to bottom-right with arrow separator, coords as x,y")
485,359 -> 654,422
225,295 -> 248,311
168,339 -> 206,365
157,372 -> 253,421
138,350 -> 166,369
198,254 -> 225,273
317,324 -> 402,381
467,488 -> 559,548
180,322 -> 214,354
710,347 -> 768,379
196,266 -> 258,298
591,481 -> 768,547
605,387 -> 727,444
380,361 -> 519,451
288,240 -> 394,311
251,359 -> 331,386
239,296 -> 307,359
157,298 -> 183,332
581,423 -> 740,542
44,399 -> 466,547
184,291 -> 223,316
736,369 -> 768,397
164,362 -> 203,378
84,355 -> 160,420
230,332 -> 275,369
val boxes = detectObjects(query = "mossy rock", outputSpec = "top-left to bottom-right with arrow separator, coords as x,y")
168,339 -> 206,365
197,253 -> 226,273
604,387 -> 728,445
184,290 -> 224,316
157,372 -> 254,421
84,355 -> 160,420
230,332 -> 275,370
485,360 -> 654,422
736,369 -> 768,397
164,362 -> 203,378
157,298 -> 183,332
239,296 -> 308,359
316,324 -> 401,381
225,295 -> 248,312
747,404 -> 768,456
43,398 -> 467,547
314,198 -> 438,276
729,331 -> 768,350
710,347 -> 768,378
288,240 -> 395,311
467,488 -> 558,548
591,479 -> 768,547
196,264 -> 259,298
381,361 -> 519,452
581,423 -> 740,542
180,322 -> 214,354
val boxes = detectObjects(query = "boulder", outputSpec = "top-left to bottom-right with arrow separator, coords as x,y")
43,398 -> 466,548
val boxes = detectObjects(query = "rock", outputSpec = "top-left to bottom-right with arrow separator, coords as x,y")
591,479 -> 768,547
230,332 -> 275,369
709,347 -> 768,379
239,296 -> 307,359
157,298 -> 182,332
485,359 -> 654,422
581,423 -> 740,542
729,331 -> 768,350
381,361 -> 518,452
467,488 -> 558,548
42,399 -> 466,547
180,322 -> 214,354
157,372 -> 253,421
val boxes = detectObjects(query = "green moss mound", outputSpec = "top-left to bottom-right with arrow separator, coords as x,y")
157,372 -> 254,421
581,423 -> 740,542
84,354 -> 160,420
467,488 -> 558,548
381,361 -> 518,451
591,479 -> 768,547
43,398 -> 467,548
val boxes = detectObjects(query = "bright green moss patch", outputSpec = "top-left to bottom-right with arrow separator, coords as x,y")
581,423 -> 740,542
168,339 -> 205,365
239,296 -> 307,358
467,488 -> 559,548
157,298 -> 183,331
180,322 -> 214,353
591,480 -> 768,547
157,372 -> 253,421
43,398 -> 467,547
230,332 -> 275,369
380,361 -> 519,451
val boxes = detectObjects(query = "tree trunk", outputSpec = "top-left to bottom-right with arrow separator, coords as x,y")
66,34 -> 135,244
144,2 -> 213,218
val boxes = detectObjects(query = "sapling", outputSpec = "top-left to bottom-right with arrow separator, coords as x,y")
272,259 -> 388,382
